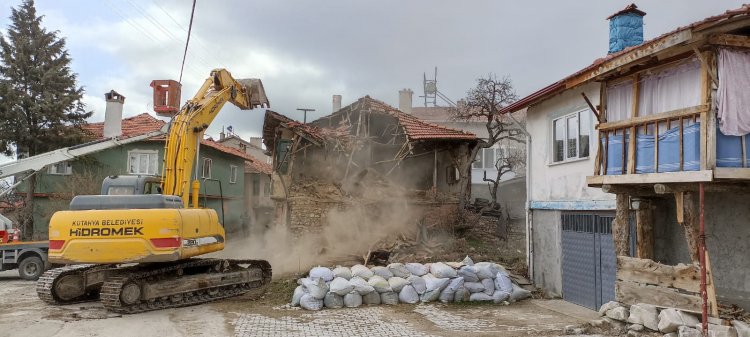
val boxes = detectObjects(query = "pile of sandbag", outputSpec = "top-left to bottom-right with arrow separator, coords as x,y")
290,256 -> 532,310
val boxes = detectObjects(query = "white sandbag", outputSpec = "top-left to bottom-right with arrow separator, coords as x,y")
464,281 -> 485,293
371,266 -> 393,280
481,278 -> 495,296
309,266 -> 334,282
398,285 -> 419,304
349,276 -> 375,295
420,289 -> 441,303
351,264 -> 374,279
368,275 -> 392,293
388,277 -> 408,293
380,291 -> 399,305
343,292 -> 363,308
297,277 -> 310,285
493,263 -> 509,276
291,285 -> 307,306
332,266 -> 352,280
430,262 -> 458,278
330,277 -> 354,296
301,277 -> 329,299
362,291 -> 381,305
494,272 -> 513,295
424,277 -> 450,292
461,255 -> 475,266
492,290 -> 510,304
509,283 -> 532,302
324,292 -> 344,308
438,277 -> 464,303
454,286 -> 469,302
469,292 -> 493,302
474,262 -> 500,280
387,263 -> 411,278
300,293 -> 324,310
407,275 -> 427,294
458,266 -> 479,282
405,263 -> 429,276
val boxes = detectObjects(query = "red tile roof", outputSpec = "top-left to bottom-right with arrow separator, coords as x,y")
502,4 -> 750,114
365,97 -> 476,141
245,159 -> 273,175
82,113 -> 254,160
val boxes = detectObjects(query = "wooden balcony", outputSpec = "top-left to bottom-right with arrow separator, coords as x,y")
587,104 -> 750,187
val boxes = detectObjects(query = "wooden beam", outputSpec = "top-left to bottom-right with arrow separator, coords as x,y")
594,131 -> 602,175
700,51 -> 709,172
586,170 -> 713,186
598,105 -> 708,131
709,33 -> 750,49
617,257 -> 700,293
675,192 -> 685,224
682,192 -> 701,264
655,182 -> 750,194
601,184 -> 656,196
613,194 -> 630,256
693,47 -> 719,86
635,203 -> 654,259
628,126 -> 637,174
714,167 -> 750,180
581,92 -> 602,123
616,280 -> 702,313
705,252 -> 719,317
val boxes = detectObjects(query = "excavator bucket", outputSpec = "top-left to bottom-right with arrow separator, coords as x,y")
236,78 -> 270,109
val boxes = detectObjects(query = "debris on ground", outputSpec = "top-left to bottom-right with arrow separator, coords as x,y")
290,256 -> 533,310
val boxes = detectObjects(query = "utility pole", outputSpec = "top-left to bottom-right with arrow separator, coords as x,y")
296,108 -> 315,124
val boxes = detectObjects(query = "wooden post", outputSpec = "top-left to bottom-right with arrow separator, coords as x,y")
654,121 -> 660,173
628,126 -> 637,174
699,50 -> 710,171
595,131 -> 602,175
613,194 -> 630,256
432,147 -> 438,199
675,192 -> 684,223
635,201 -> 654,259
705,252 -> 719,317
682,192 -> 701,264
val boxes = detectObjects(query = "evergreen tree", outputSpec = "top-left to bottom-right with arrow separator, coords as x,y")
0,0 -> 91,240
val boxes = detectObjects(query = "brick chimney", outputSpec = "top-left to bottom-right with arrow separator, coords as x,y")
332,95 -> 342,113
103,90 -> 125,138
399,89 -> 413,114
607,4 -> 646,54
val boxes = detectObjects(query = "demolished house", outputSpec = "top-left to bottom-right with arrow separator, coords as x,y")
262,96 -> 477,237
501,3 -> 750,321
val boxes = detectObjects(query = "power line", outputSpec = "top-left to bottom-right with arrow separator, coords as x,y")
179,0 -> 197,84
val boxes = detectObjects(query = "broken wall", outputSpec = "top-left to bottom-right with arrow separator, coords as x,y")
651,191 -> 750,310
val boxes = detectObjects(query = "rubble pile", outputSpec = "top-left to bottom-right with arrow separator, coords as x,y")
290,256 -> 532,310
594,301 -> 750,337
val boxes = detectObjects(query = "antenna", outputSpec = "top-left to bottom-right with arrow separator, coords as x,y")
419,66 -> 458,108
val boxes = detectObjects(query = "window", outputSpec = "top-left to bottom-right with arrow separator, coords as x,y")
202,158 -> 212,178
473,147 -> 504,169
445,165 -> 460,184
553,109 -> 591,163
275,139 -> 291,174
264,181 -> 271,195
229,165 -> 238,184
48,161 -> 72,175
128,150 -> 158,175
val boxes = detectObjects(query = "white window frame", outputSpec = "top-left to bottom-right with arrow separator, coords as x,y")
202,158 -> 212,179
127,149 -> 159,175
229,165 -> 237,184
48,161 -> 72,175
552,109 -> 591,163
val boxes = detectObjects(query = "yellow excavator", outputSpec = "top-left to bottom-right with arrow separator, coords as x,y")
36,69 -> 272,313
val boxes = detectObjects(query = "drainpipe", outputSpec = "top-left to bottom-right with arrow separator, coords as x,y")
699,182 -> 707,336
507,112 -> 533,280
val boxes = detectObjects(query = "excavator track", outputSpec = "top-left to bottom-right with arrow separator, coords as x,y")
37,264 -> 103,305
99,258 -> 271,314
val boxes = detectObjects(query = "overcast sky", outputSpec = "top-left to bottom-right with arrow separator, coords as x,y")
0,0 -> 744,142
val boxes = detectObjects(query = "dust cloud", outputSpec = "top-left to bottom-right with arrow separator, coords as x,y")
216,199 -> 423,277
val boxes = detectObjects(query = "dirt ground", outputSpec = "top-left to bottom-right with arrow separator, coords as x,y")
0,270 -> 609,337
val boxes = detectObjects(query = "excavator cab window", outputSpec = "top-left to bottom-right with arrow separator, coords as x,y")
143,181 -> 162,195
107,186 -> 135,195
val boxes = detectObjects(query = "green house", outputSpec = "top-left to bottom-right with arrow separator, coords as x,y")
20,113 -> 251,239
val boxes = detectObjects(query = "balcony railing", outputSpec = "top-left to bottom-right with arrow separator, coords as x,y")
589,104 -> 750,185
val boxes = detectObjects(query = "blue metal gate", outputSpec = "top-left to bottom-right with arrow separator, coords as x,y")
561,212 -> 618,310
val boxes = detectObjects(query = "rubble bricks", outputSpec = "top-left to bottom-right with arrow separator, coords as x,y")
628,303 -> 659,331
593,301 -> 744,337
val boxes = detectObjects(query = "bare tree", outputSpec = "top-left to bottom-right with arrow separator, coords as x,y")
453,74 -> 525,209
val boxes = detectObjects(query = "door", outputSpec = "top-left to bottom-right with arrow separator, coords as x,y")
561,212 -> 622,310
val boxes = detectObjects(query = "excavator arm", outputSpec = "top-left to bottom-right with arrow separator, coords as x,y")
161,69 -> 269,207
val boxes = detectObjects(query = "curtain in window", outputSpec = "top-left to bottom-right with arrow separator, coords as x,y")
637,58 -> 701,117
606,80 -> 633,122
718,48 -> 750,136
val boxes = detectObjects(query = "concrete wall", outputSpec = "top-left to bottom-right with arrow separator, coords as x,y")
652,192 -> 750,309
471,176 -> 527,219
531,209 -> 563,297
526,82 -> 611,204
